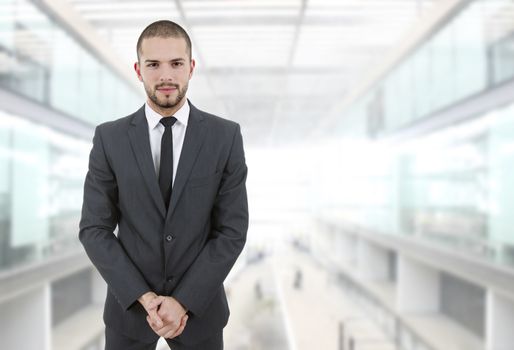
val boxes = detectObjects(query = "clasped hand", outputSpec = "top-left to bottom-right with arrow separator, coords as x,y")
139,292 -> 189,339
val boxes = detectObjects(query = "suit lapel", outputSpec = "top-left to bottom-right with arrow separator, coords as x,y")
127,105 -> 167,218
166,102 -> 207,221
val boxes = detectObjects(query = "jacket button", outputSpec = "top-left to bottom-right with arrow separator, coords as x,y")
167,276 -> 174,282
166,235 -> 173,242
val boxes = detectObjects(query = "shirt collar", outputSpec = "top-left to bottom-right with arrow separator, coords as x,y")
145,99 -> 190,130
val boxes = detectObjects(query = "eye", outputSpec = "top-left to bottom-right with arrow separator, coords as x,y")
172,62 -> 184,67
147,63 -> 158,68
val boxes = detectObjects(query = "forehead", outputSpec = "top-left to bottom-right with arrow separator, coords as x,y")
139,36 -> 189,59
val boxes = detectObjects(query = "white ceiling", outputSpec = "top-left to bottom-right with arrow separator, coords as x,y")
65,0 -> 438,147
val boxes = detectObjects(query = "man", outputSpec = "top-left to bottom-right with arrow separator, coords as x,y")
79,20 -> 248,350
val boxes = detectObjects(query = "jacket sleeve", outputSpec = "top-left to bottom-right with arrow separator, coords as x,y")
79,126 -> 150,310
171,123 -> 249,318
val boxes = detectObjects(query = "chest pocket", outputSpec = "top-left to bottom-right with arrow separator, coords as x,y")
185,171 -> 223,221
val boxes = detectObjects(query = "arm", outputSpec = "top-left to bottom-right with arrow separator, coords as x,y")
171,124 -> 249,318
79,126 -> 151,310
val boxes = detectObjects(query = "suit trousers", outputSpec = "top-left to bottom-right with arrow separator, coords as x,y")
105,326 -> 223,350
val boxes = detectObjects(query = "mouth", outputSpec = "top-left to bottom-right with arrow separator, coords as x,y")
157,86 -> 178,94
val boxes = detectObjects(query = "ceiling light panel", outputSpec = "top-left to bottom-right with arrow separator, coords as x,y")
284,73 -> 350,96
210,74 -> 290,97
186,9 -> 300,17
182,0 -> 302,10
193,25 -> 295,68
73,1 -> 176,12
292,24 -> 403,67
82,12 -> 177,21
69,0 -> 178,22
183,0 -> 302,22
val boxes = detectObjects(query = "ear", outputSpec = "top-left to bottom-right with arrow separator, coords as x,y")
134,62 -> 143,82
189,59 -> 196,79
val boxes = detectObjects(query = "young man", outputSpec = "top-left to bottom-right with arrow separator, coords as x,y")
79,20 -> 248,350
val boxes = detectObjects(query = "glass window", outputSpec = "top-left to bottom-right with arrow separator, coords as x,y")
10,122 -> 50,253
77,49 -> 100,122
382,73 -> 397,132
487,103 -> 514,263
453,1 -> 487,99
50,30 -> 79,116
0,0 -> 15,50
0,112 -> 89,272
0,116 -> 11,268
483,0 -> 514,84
47,131 -> 89,255
0,0 -> 143,126
411,44 -> 431,120
429,23 -> 455,112
388,61 -> 414,128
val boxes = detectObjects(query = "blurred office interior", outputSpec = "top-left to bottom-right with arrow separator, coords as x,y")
1,0 -> 514,349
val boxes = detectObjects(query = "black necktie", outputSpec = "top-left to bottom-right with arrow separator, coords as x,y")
159,116 -> 177,208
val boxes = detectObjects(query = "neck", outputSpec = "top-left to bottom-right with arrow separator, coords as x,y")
147,97 -> 187,117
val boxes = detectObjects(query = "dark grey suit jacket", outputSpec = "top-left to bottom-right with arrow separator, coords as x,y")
79,101 -> 248,345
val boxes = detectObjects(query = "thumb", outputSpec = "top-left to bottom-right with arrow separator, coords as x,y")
147,296 -> 164,310
148,308 -> 163,328
180,314 -> 189,327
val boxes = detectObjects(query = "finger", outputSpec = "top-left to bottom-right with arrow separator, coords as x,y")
157,324 -> 177,338
146,315 -> 160,333
164,325 -> 179,339
147,296 -> 164,310
159,318 -> 182,338
146,315 -> 155,329
148,308 -> 163,328
166,321 -> 185,339
168,315 -> 188,339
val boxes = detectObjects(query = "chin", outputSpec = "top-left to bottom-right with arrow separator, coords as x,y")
161,101 -> 179,109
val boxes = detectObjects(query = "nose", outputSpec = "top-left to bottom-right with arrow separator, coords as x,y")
159,65 -> 174,82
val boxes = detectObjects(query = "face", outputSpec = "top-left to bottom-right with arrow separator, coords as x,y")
134,36 -> 195,115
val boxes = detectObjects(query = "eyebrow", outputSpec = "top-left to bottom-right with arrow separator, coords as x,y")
144,58 -> 186,63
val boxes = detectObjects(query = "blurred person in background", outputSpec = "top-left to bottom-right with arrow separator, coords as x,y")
79,19 -> 248,350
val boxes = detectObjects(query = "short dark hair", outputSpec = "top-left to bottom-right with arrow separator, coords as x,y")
136,20 -> 192,61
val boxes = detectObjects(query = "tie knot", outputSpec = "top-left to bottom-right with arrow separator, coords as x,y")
160,116 -> 177,128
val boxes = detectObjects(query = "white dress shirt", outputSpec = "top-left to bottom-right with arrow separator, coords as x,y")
145,101 -> 190,187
